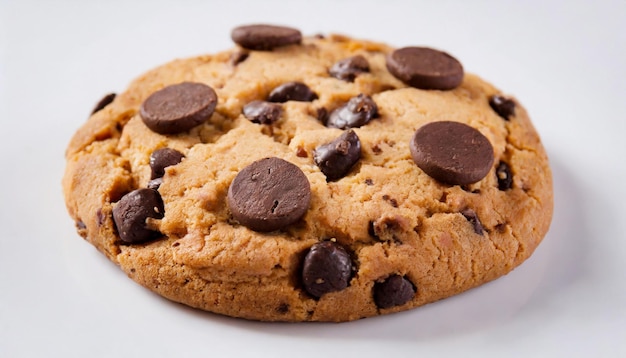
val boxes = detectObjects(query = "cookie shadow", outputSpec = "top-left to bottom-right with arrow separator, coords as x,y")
169,154 -> 589,342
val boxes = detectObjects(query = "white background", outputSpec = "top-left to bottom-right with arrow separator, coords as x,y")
1,0 -> 625,357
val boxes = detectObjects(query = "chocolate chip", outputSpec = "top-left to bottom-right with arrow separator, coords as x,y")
329,55 -> 370,82
316,107 -> 328,125
276,303 -> 290,314
326,94 -> 378,129
461,209 -> 484,235
76,220 -> 86,230
140,82 -> 217,134
302,241 -> 352,298
410,121 -> 494,185
370,216 -> 406,243
91,93 -> 116,114
231,24 -> 302,51
296,147 -> 308,158
147,177 -> 164,190
374,275 -> 416,309
227,157 -> 311,232
150,148 -> 185,179
372,144 -> 383,155
386,47 -> 464,90
365,178 -> 374,186
267,82 -> 318,103
313,130 -> 361,181
496,161 -> 513,190
489,95 -> 516,120
242,100 -> 282,124
368,220 -> 379,240
112,188 -> 164,244
96,208 -> 106,226
230,51 -> 249,66
382,194 -> 398,208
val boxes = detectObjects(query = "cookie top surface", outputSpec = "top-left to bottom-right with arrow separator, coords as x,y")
63,26 -> 553,322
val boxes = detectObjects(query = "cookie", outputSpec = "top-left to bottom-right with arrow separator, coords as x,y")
63,24 -> 553,322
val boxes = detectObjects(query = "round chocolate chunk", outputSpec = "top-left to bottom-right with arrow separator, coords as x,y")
386,47 -> 464,90
326,94 -> 378,129
140,82 -> 217,135
243,100 -> 283,124
227,157 -> 311,232
314,129 -> 361,181
267,82 -> 318,103
231,24 -> 302,51
302,241 -> 352,298
149,148 -> 185,179
374,275 -> 416,309
496,161 -> 513,190
410,121 -> 494,185
91,93 -> 116,114
489,95 -> 516,120
329,55 -> 370,82
112,189 -> 164,244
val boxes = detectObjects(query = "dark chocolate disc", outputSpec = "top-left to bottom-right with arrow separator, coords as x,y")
410,121 -> 494,185
386,47 -> 463,90
227,157 -> 311,232
140,82 -> 217,135
231,24 -> 302,51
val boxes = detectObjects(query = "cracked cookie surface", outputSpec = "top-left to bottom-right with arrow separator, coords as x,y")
63,27 -> 553,322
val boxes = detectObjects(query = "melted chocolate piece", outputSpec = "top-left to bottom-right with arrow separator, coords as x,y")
112,189 -> 164,243
329,55 -> 370,82
243,100 -> 283,124
96,208 -> 106,226
386,47 -> 463,90
267,82 -> 318,103
326,94 -> 378,129
489,95 -> 516,120
313,130 -> 361,181
302,241 -> 352,298
146,178 -> 163,190
231,24 -> 302,51
373,275 -> 416,309
461,208 -> 484,235
316,107 -> 328,125
230,51 -> 249,66
410,121 -> 494,185
149,148 -> 185,179
276,303 -> 290,314
227,157 -> 311,232
496,161 -> 513,190
140,82 -> 217,134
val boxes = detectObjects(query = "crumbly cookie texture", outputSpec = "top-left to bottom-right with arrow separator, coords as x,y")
63,25 -> 553,322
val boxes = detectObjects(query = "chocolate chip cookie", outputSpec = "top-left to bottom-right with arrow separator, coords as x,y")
63,24 -> 553,322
